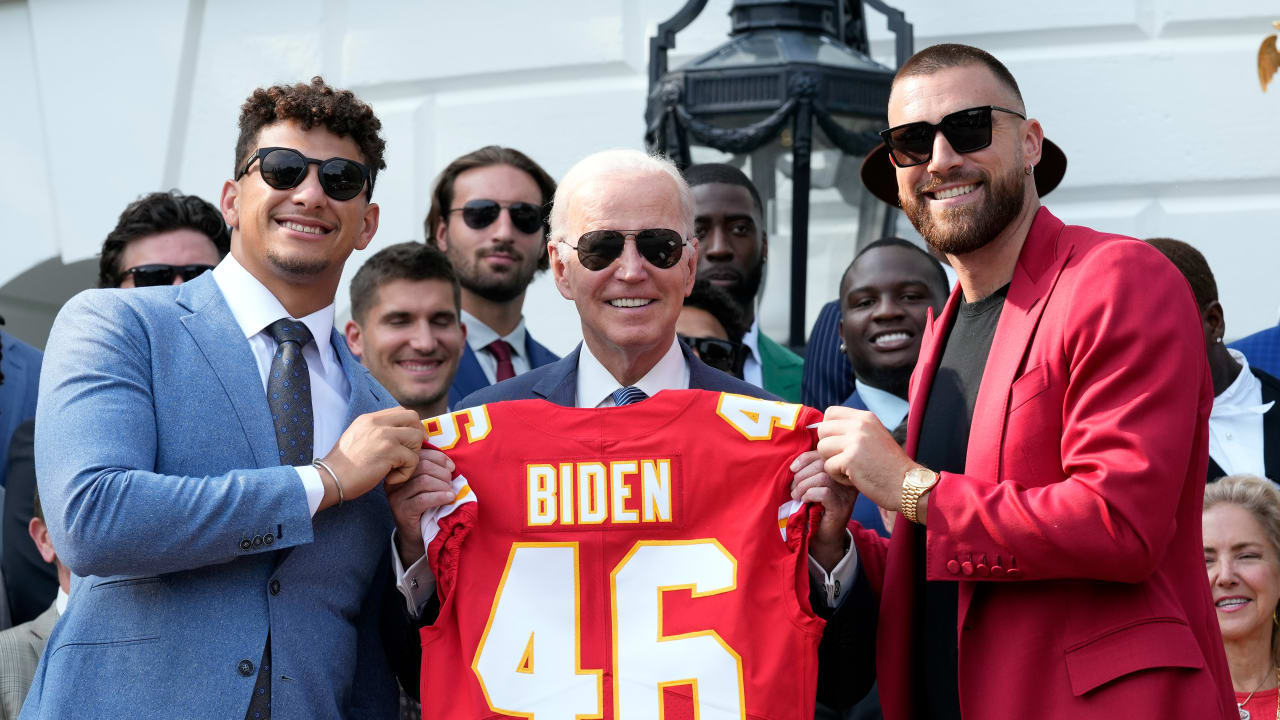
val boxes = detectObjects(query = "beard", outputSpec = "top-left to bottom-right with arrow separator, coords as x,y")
719,260 -> 764,313
902,159 -> 1026,257
266,247 -> 330,278
849,354 -> 914,399
445,238 -> 539,303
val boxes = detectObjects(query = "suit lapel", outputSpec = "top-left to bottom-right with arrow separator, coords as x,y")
964,208 -> 1071,479
1255,368 -> 1280,479
905,294 -> 959,460
532,347 -> 581,406
331,327 -> 386,423
955,208 -> 1073,628
177,275 -> 278,469
449,345 -> 488,408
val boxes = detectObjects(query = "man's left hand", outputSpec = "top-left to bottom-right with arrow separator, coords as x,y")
816,405 -> 920,513
790,450 -> 854,572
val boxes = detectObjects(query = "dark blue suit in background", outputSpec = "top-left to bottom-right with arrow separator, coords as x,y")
801,301 -> 854,412
448,335 -> 558,409
0,329 -> 42,488
1232,326 -> 1280,380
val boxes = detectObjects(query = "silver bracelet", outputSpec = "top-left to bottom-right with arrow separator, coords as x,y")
312,458 -> 344,508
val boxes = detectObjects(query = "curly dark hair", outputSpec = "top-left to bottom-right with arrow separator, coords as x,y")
349,242 -> 461,324
424,146 -> 556,272
683,279 -> 748,344
98,190 -> 231,288
235,76 -> 386,200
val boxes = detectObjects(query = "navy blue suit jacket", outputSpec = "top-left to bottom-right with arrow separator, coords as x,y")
458,341 -> 770,408
801,301 -> 854,411
1231,326 -> 1280,380
0,329 -> 42,488
842,391 -> 889,538
448,333 -> 559,409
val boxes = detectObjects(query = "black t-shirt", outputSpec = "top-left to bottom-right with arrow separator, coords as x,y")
912,285 -> 1009,720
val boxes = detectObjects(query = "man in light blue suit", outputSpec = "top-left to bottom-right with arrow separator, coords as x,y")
24,77 -> 426,719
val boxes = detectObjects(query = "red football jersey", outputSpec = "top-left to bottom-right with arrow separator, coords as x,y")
418,389 -> 826,720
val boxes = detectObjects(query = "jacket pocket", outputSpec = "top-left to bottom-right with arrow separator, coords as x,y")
1008,362 -> 1050,413
1063,617 -> 1205,696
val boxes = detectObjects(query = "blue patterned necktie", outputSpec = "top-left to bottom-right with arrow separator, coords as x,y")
245,319 -> 314,720
611,386 -> 649,406
266,319 -> 314,466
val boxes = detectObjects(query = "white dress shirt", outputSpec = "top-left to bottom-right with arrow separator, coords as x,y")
1209,349 -> 1272,477
211,255 -> 350,516
395,335 -> 857,612
461,310 -> 531,383
55,587 -> 69,615
855,379 -> 909,431
742,319 -> 763,388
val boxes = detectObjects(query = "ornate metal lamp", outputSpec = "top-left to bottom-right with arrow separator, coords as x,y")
646,0 -> 913,347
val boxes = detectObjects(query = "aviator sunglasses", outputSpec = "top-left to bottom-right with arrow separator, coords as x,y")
879,105 -> 1025,168
449,199 -> 545,235
559,229 -> 687,271
236,147 -> 372,201
121,264 -> 214,287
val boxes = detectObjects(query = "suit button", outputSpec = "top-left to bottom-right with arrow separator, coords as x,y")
238,659 -> 255,676
252,535 -> 263,547
263,533 -> 274,545
991,566 -> 1005,577
1007,568 -> 1023,579
270,579 -> 281,596
961,561 -> 974,576
976,563 -> 990,576
946,560 -> 961,574
240,539 -> 252,551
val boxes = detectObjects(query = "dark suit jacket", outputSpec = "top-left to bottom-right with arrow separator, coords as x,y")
0,330 -> 41,489
1230,326 -> 1280,380
1207,366 -> 1280,482
447,333 -> 559,409
1,421 -> 56,626
801,301 -> 855,411
459,341 -> 876,709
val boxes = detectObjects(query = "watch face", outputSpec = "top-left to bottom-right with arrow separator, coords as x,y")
906,468 -> 937,490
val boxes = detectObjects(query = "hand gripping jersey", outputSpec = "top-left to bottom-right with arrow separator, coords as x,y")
418,389 -> 826,720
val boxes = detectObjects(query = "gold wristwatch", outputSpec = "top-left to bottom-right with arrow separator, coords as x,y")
900,467 -> 939,525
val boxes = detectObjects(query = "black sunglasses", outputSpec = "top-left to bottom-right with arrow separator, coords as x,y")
559,229 -> 687,272
449,199 -> 544,235
880,105 -> 1025,168
679,334 -> 747,377
121,264 -> 214,287
236,147 -> 372,201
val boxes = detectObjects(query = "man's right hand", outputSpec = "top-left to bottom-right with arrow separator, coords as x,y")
388,446 -> 458,567
317,407 -> 423,511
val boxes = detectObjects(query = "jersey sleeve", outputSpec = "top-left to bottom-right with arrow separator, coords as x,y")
423,475 -> 477,602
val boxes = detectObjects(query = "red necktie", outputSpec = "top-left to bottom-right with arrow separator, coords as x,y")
486,340 -> 516,382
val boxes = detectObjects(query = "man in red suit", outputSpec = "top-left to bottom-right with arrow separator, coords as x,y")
814,43 -> 1236,719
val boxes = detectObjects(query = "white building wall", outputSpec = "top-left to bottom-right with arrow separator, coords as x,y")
1,0 -> 1277,353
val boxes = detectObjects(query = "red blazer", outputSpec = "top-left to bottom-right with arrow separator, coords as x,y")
851,208 -> 1235,720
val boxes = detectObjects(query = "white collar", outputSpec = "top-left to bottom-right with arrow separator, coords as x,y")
854,379 -> 909,429
461,309 -> 528,357
55,587 -> 69,615
576,337 -> 689,408
211,254 -> 338,374
743,318 -> 761,363
1213,349 -> 1272,419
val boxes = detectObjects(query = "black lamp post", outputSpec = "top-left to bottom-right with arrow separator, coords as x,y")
646,0 -> 912,348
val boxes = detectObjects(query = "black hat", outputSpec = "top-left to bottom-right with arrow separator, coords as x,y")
859,138 -> 1068,207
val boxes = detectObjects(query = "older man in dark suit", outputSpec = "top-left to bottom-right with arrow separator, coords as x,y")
388,149 -> 874,710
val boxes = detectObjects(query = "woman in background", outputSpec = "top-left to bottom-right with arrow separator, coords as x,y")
1205,474 -> 1280,719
